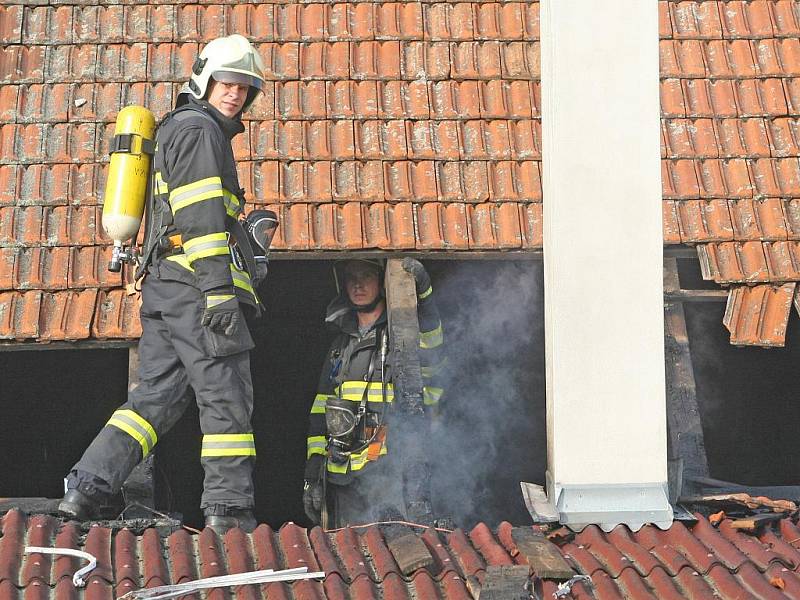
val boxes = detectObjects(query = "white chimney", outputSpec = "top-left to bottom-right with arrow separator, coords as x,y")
541,0 -> 672,530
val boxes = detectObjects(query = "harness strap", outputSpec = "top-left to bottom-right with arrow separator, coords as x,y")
109,133 -> 156,156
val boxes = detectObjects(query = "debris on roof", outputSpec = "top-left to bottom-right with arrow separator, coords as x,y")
4,506 -> 800,599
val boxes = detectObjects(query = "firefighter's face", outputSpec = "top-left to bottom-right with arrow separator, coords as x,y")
207,79 -> 248,118
344,264 -> 381,307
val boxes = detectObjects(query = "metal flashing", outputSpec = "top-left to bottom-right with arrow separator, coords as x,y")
546,473 -> 674,532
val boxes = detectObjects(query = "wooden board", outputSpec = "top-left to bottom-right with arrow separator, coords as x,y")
663,257 -> 710,501
384,259 -> 424,414
387,532 -> 434,575
511,528 -> 575,580
479,565 -> 532,600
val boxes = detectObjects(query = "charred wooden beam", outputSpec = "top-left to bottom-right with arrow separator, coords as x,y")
511,528 -> 575,580
663,258 -> 710,501
384,259 -> 424,414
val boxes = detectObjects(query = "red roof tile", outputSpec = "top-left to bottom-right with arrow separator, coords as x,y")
6,0 -> 800,343
5,510 -> 800,600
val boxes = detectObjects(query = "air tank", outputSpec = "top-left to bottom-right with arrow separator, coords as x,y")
102,105 -> 156,272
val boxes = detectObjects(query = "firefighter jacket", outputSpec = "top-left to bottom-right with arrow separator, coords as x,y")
306,286 -> 445,485
148,97 -> 259,309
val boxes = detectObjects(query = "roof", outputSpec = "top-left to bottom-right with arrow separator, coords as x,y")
0,0 -> 540,343
3,509 -> 800,600
1,1 -> 800,344
658,1 -> 800,346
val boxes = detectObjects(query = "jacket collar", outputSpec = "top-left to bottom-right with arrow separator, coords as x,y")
325,294 -> 387,335
185,97 -> 245,140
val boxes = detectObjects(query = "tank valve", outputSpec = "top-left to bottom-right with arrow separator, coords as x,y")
108,245 -> 140,273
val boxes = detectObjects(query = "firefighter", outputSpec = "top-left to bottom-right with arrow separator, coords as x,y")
302,258 -> 446,528
58,35 -> 271,533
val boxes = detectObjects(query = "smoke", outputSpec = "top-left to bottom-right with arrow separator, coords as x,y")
327,260 -> 545,530
425,260 -> 546,528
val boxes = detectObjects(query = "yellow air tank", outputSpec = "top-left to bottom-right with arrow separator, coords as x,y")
102,105 -> 156,272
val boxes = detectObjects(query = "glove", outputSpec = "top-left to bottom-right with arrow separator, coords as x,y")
201,287 -> 240,335
302,479 -> 324,525
303,454 -> 325,524
401,258 -> 431,296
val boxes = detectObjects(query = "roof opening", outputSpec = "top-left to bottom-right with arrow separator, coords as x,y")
0,259 -> 545,530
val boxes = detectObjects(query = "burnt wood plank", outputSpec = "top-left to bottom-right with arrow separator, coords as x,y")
511,528 -> 575,580
663,258 -> 710,501
386,532 -> 434,575
384,259 -> 424,413
479,565 -> 533,600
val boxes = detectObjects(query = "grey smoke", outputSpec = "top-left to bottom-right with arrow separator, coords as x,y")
377,260 -> 547,529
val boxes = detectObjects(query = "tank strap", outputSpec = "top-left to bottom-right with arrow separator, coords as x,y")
109,133 -> 155,156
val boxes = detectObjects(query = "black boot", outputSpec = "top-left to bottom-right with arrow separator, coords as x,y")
204,509 -> 257,534
58,489 -> 101,521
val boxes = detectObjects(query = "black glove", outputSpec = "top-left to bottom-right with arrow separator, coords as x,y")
201,287 -> 240,335
302,479 -> 324,525
402,258 -> 431,296
303,454 -> 325,525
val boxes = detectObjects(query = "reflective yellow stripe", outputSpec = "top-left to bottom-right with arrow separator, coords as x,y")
311,394 -> 329,414
169,176 -> 223,213
422,356 -> 448,378
327,443 -> 387,474
183,232 -> 229,264
419,285 -> 433,299
201,433 -> 256,457
166,253 -> 191,269
164,256 -> 259,304
327,459 -> 347,474
202,448 -> 257,457
336,381 -> 394,402
154,171 -> 169,195
307,436 -> 326,458
231,264 -> 256,296
423,386 -> 443,405
419,323 -> 443,349
206,294 -> 234,308
106,409 -> 157,456
223,189 -> 241,218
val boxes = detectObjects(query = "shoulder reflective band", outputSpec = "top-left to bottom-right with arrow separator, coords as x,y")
107,409 -> 158,457
419,285 -> 433,299
311,394 -> 330,414
307,435 -> 326,458
419,323 -> 443,349
183,232 -> 229,264
201,433 -> 256,457
336,381 -> 394,402
169,176 -> 223,214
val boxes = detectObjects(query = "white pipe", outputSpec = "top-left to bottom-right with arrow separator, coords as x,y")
25,546 -> 97,587
118,567 -> 325,600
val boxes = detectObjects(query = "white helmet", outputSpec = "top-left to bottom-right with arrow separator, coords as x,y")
178,34 -> 266,112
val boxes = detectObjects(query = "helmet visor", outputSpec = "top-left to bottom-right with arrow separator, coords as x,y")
211,70 -> 263,91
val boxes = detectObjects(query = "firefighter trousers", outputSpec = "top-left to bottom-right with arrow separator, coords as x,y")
66,273 -> 256,511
